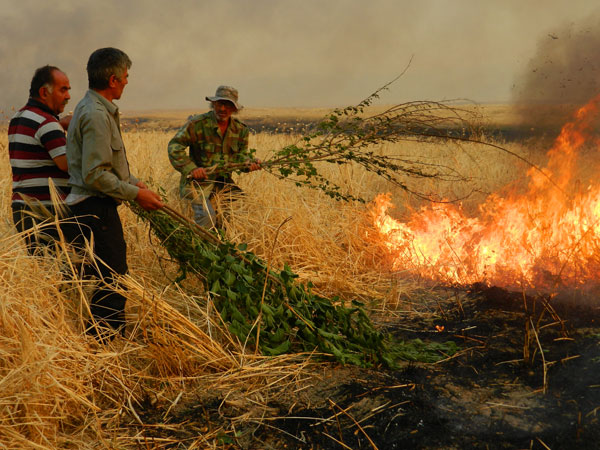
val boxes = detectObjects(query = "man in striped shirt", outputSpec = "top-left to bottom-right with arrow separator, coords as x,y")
8,65 -> 72,252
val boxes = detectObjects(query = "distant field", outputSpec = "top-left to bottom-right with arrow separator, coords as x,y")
1,102 -> 579,140
121,102 -> 578,145
121,106 -> 337,133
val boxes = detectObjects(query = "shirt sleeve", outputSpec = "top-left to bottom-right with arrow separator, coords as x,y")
38,120 -> 67,159
168,120 -> 198,177
80,110 -> 139,201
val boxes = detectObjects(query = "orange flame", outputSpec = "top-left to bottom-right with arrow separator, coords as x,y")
371,95 -> 600,290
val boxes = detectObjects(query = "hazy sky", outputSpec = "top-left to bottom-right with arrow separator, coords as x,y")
1,0 -> 599,112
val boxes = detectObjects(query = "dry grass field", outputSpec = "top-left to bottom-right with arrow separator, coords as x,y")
1,104 -> 599,449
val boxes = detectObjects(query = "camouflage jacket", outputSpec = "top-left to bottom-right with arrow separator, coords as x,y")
167,110 -> 249,195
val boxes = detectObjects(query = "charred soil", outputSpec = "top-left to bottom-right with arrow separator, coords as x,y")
134,285 -> 600,449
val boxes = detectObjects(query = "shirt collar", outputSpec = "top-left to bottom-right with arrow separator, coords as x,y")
88,89 -> 119,116
26,98 -> 59,119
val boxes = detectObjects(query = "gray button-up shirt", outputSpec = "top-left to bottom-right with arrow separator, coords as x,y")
66,90 -> 139,204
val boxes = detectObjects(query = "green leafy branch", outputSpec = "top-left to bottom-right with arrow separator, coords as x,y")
132,203 -> 459,367
204,78 -> 480,202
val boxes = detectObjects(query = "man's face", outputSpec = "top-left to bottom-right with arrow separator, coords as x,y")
111,67 -> 129,100
40,70 -> 71,115
213,100 -> 237,123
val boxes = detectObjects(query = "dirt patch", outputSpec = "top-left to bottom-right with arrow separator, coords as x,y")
132,285 -> 600,449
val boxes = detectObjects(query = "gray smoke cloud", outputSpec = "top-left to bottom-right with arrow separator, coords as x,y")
511,12 -> 600,129
1,0 -> 423,112
1,0 -> 599,114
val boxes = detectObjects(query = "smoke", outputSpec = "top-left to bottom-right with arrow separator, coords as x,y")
511,12 -> 600,130
0,0 -> 420,112
0,0 -> 129,114
1,1 -> 600,114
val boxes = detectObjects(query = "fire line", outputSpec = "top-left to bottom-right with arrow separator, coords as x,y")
371,95 -> 600,291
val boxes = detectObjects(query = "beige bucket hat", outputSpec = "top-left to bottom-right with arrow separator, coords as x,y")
206,85 -> 241,110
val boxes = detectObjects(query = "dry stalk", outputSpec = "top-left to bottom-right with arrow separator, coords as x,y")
536,437 -> 552,450
328,398 -> 379,450
529,317 -> 548,394
540,296 -> 568,338
322,432 -> 355,450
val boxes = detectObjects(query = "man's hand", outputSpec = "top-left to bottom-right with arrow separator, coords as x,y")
135,187 -> 164,211
59,114 -> 73,130
248,159 -> 262,172
190,167 -> 208,180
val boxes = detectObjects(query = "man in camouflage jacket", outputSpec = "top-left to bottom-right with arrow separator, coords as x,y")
167,85 -> 260,227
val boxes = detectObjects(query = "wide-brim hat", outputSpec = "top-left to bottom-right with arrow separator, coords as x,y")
206,85 -> 241,110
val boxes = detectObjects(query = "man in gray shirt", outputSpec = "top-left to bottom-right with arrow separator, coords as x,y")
66,47 -> 163,340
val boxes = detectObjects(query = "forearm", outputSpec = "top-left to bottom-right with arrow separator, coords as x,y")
168,142 -> 197,177
168,123 -> 198,177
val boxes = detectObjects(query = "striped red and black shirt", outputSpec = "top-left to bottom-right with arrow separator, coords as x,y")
8,99 -> 70,206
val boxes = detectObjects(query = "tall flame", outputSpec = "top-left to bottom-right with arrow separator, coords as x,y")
371,95 -> 600,290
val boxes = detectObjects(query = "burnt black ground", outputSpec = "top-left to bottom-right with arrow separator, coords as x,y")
135,285 -> 600,449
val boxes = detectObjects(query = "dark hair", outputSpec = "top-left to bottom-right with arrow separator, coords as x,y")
86,47 -> 132,90
29,65 -> 60,98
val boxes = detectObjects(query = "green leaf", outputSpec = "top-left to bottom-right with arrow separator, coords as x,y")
262,339 -> 291,356
210,279 -> 221,294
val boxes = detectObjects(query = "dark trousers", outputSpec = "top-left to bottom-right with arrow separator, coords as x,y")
70,197 -> 128,335
12,203 -> 76,254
